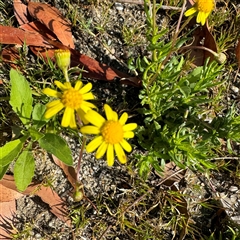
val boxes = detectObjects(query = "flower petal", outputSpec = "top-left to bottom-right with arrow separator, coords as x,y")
46,99 -> 62,108
54,80 -> 69,91
96,141 -> 108,159
45,101 -> 64,119
119,112 -> 128,125
85,110 -> 106,127
104,104 -> 113,120
63,82 -> 72,89
74,81 -> 83,90
123,123 -> 137,132
197,12 -> 204,25
123,131 -> 134,139
120,139 -> 132,152
82,92 -> 95,100
107,144 -> 114,166
79,82 -> 92,94
61,107 -> 74,127
114,143 -> 127,164
80,126 -> 101,135
112,111 -> 118,121
80,101 -> 97,112
43,88 -> 62,98
69,111 -> 77,129
86,136 -> 103,152
76,108 -> 89,124
184,7 -> 197,17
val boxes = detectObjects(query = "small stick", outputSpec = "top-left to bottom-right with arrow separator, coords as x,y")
115,0 -> 182,10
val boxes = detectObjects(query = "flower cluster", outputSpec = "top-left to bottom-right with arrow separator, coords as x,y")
185,0 -> 215,26
43,49 -> 137,166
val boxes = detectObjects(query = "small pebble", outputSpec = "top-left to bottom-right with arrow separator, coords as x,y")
115,3 -> 124,11
231,86 -> 239,93
35,233 -> 42,239
230,194 -> 237,204
229,186 -> 238,192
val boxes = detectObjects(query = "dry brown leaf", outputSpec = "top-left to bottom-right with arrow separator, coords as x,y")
0,183 -> 23,239
186,25 -> 217,66
1,47 -> 20,69
0,201 -> 16,239
0,176 -> 71,226
13,0 -> 29,25
0,25 -> 52,47
20,21 -> 57,42
36,185 -> 71,226
27,2 -> 74,48
52,155 -> 77,190
30,42 -> 142,86
158,162 -> 186,187
0,184 -> 23,202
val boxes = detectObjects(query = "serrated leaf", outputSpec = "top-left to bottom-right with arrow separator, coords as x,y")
32,103 -> 47,129
14,150 -> 35,192
0,136 -> 27,167
9,68 -> 33,125
38,133 -> 73,166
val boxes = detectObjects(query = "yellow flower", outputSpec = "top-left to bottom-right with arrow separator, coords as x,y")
43,80 -> 96,128
80,104 -> 137,166
185,0 -> 215,26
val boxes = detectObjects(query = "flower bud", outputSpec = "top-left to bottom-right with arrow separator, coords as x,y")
54,49 -> 71,72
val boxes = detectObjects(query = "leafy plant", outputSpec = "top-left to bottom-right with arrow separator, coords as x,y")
0,69 -> 73,191
132,0 -> 240,180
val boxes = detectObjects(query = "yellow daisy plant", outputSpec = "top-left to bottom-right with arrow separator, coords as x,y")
185,0 -> 215,26
43,80 -> 96,128
80,104 -> 137,166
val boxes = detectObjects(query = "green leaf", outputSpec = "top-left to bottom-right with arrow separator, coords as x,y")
32,103 -> 47,129
38,133 -> 73,166
0,136 -> 27,167
29,127 -> 44,141
9,68 -> 33,125
14,149 -> 35,192
0,164 -> 10,180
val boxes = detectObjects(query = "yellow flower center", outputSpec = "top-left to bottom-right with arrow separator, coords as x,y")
101,120 -> 124,144
196,0 -> 214,13
61,88 -> 83,109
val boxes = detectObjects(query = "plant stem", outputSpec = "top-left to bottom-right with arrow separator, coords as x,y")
76,136 -> 86,182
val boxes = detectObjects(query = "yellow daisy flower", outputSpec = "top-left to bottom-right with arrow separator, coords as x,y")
80,104 -> 137,166
185,0 -> 215,26
43,80 -> 96,128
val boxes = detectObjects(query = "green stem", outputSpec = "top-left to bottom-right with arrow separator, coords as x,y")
152,0 -> 157,62
63,69 -> 70,82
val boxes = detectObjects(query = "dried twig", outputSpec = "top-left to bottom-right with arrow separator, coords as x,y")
115,0 -> 182,10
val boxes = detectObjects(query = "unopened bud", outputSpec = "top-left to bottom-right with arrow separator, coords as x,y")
54,49 -> 71,72
215,52 -> 227,64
